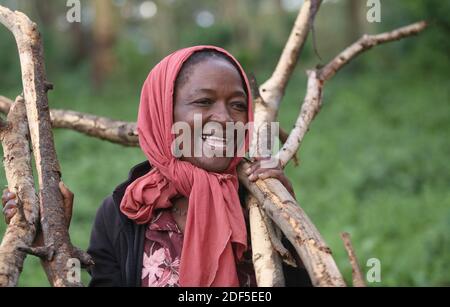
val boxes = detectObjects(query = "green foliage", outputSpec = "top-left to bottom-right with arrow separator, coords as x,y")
281,67 -> 450,286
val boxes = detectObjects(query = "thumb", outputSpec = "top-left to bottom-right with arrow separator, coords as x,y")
59,181 -> 74,201
59,181 -> 74,226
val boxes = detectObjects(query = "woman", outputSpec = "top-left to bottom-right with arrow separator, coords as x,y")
2,46 -> 311,287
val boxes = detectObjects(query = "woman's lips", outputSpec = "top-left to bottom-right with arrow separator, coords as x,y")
202,135 -> 227,151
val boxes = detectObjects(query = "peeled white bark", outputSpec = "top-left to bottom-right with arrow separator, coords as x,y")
247,196 -> 285,286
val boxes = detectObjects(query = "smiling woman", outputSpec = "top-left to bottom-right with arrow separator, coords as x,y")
90,45 -> 310,287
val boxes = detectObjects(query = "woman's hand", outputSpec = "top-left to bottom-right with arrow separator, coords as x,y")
245,157 -> 296,198
2,182 -> 75,245
2,188 -> 17,225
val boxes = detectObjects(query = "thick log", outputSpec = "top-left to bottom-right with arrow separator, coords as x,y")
0,96 -> 138,147
247,75 -> 286,285
247,196 -> 285,286
239,161 -> 346,287
0,96 -> 40,286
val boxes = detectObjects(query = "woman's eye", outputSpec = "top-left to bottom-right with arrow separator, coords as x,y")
231,101 -> 248,111
193,99 -> 213,106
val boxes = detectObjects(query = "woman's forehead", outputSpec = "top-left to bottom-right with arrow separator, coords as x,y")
178,59 -> 245,90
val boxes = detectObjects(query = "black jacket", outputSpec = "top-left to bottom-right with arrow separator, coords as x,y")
87,161 -> 312,287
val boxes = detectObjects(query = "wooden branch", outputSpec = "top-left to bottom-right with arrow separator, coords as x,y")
248,75 -> 292,273
258,203 -> 297,268
259,0 -> 322,112
247,76 -> 285,286
0,5 -> 91,286
319,21 -> 428,82
0,96 -> 138,147
252,0 -> 322,155
244,2 -> 320,282
0,96 -> 40,287
72,247 -> 95,269
280,127 -> 300,167
239,161 -> 346,287
247,195 -> 285,286
340,232 -> 366,287
275,70 -> 322,168
276,21 -> 428,167
18,245 -> 54,261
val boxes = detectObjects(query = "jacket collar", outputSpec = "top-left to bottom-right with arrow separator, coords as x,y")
112,160 -> 151,206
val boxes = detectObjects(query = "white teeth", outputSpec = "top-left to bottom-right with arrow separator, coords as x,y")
204,136 -> 226,142
202,135 -> 227,149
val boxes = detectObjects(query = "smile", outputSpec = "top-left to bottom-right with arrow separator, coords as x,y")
201,134 -> 227,150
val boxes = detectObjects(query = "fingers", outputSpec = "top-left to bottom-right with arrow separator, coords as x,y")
59,181 -> 74,204
249,156 -> 264,162
245,158 -> 282,182
3,199 -> 17,224
2,189 -> 17,225
252,168 -> 295,196
256,169 -> 284,180
245,158 -> 296,198
2,188 -> 16,207
249,167 -> 281,181
59,181 -> 74,226
245,160 -> 261,177
2,182 -> 77,226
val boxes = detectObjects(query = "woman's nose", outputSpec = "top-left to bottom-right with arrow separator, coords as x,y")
209,101 -> 233,124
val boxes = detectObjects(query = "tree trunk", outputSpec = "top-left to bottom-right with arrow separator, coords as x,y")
92,0 -> 117,88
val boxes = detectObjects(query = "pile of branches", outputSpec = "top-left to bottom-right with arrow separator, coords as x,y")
0,1 -> 426,287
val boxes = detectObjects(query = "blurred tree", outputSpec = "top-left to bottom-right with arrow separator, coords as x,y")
92,0 -> 117,88
346,0 -> 365,43
33,0 -> 55,27
153,0 -> 177,57
69,21 -> 90,65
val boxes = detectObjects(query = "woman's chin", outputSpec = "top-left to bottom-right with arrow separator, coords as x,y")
185,156 -> 233,173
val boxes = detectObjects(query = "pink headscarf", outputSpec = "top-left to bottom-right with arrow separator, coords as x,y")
120,46 -> 253,286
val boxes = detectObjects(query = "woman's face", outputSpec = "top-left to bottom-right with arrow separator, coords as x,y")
173,57 -> 248,173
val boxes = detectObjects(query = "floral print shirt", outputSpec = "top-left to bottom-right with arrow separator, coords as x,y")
141,209 -> 256,287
